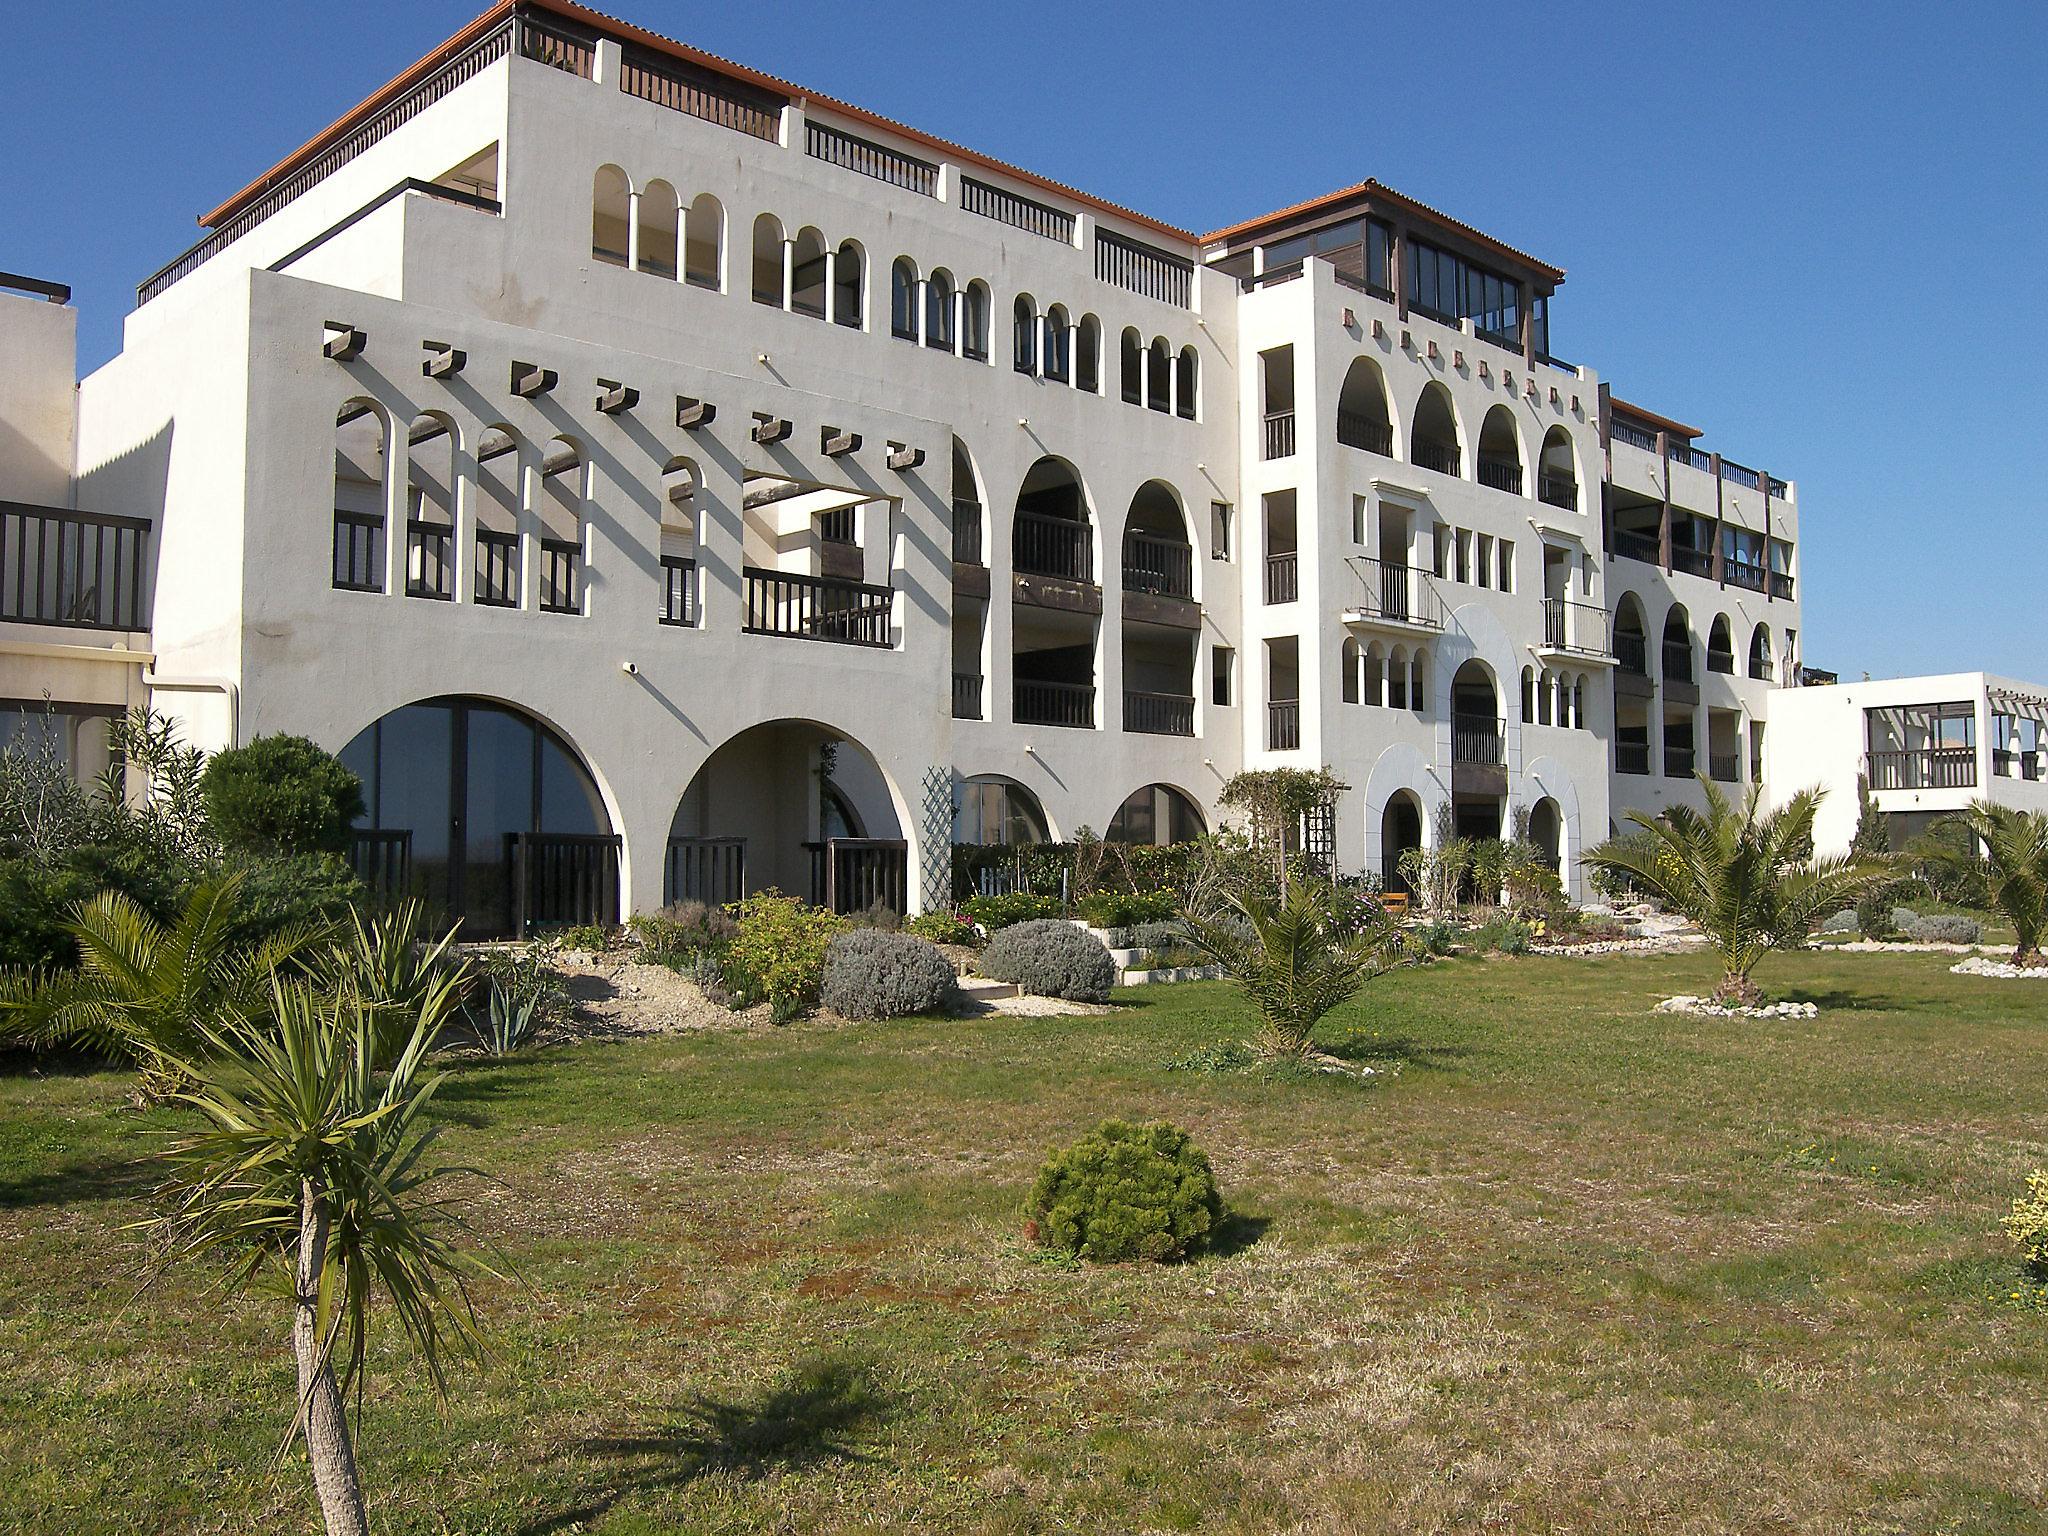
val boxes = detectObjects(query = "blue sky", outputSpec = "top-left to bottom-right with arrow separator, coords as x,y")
6,1 -> 2042,681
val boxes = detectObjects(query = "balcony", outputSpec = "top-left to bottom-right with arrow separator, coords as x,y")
1538,473 -> 1578,511
743,566 -> 892,646
1337,412 -> 1393,456
0,503 -> 152,632
1707,646 -> 1735,676
1452,714 -> 1505,767
952,499 -> 983,565
1615,529 -> 1661,566
1616,740 -> 1651,776
1662,641 -> 1695,685
1123,532 -> 1193,600
1124,689 -> 1195,736
1724,559 -> 1766,594
1263,411 -> 1296,460
1013,510 -> 1092,584
1476,454 -> 1523,495
1014,678 -> 1094,728
659,555 -> 696,626
332,511 -> 382,594
540,537 -> 582,614
477,529 -> 520,608
1708,752 -> 1741,783
406,520 -> 453,601
1267,699 -> 1301,751
1412,441 -> 1461,478
1616,631 -> 1649,675
1767,570 -> 1795,600
1671,545 -> 1714,580
952,672 -> 983,719
1540,599 -> 1615,661
1664,746 -> 1696,779
1868,747 -> 1976,791
1264,552 -> 1299,605
1344,555 -> 1444,632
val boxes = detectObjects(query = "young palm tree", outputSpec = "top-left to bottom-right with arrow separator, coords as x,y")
1582,777 -> 1877,1006
1181,873 -> 1401,1058
144,975 -> 498,1536
1922,803 -> 2048,965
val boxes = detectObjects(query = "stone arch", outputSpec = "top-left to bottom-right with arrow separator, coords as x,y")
1410,379 -> 1462,477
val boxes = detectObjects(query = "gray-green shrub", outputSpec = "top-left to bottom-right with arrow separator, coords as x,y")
980,919 -> 1116,1002
1903,912 -> 1982,944
819,929 -> 958,1019
1025,1118 -> 1224,1263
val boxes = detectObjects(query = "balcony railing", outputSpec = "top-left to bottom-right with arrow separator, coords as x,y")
952,499 -> 983,564
506,832 -> 621,935
1671,545 -> 1715,580
1541,598 -> 1614,659
1412,441 -> 1461,478
1994,749 -> 2044,782
744,566 -> 891,646
347,828 -> 412,900
952,672 -> 983,719
1724,558 -> 1766,594
405,520 -> 453,601
1611,419 -> 1659,451
1014,678 -> 1093,728
1263,411 -> 1296,460
659,555 -> 697,626
332,510 -> 383,594
1538,473 -> 1578,511
1614,529 -> 1661,565
1123,532 -> 1193,600
1708,751 -> 1741,782
1663,746 -> 1696,778
1264,551 -> 1299,605
1013,510 -> 1092,582
1750,653 -> 1774,682
1616,740 -> 1651,775
1336,412 -> 1393,456
1662,641 -> 1695,684
1867,747 -> 1976,791
665,836 -> 746,906
0,504 -> 152,633
1616,631 -> 1649,674
807,837 -> 910,916
1348,556 -> 1445,630
540,537 -> 581,614
1476,454 -> 1523,494
1452,714 -> 1505,767
1707,647 -> 1736,675
1267,699 -> 1301,751
475,528 -> 519,607
1124,689 -> 1195,736
1767,570 -> 1795,600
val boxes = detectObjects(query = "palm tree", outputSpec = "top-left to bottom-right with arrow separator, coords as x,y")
1181,873 -> 1401,1058
0,874 -> 329,1097
1921,803 -> 2047,965
1582,777 -> 1878,1006
143,975 -> 498,1536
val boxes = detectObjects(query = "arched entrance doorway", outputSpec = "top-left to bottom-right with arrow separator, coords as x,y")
340,696 -> 615,937
668,721 -> 905,915
1450,660 -> 1505,840
1528,796 -> 1562,872
1381,791 -> 1423,893
1106,783 -> 1205,845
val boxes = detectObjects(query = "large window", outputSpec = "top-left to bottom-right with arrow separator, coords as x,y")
1262,216 -> 1395,296
953,775 -> 1049,845
1406,236 -> 1522,347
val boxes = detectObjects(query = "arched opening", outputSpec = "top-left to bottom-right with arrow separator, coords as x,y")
341,696 -> 614,937
1615,593 -> 1649,676
1120,327 -> 1143,404
1362,641 -> 1385,706
473,424 -> 522,607
668,721 -> 906,914
832,239 -> 863,328
789,226 -> 828,318
962,280 -> 991,361
925,267 -> 956,352
1076,314 -> 1101,393
1386,644 -> 1409,709
954,774 -> 1050,849
1613,593 -> 1651,775
1146,336 -> 1171,412
331,400 -> 388,593
1342,636 -> 1364,704
1451,660 -> 1504,839
1521,665 -> 1536,722
404,413 -> 458,602
684,193 -> 723,289
637,179 -> 678,278
1528,797 -> 1562,871
1013,457 -> 1097,728
750,213 -> 785,306
1121,480 -> 1195,734
659,456 -> 698,627
1662,605 -> 1696,778
539,437 -> 584,615
1477,404 -> 1524,494
1176,345 -> 1198,420
1336,356 -> 1393,455
591,164 -> 630,267
1107,784 -> 1206,845
1538,425 -> 1578,510
1013,455 -> 1092,581
951,436 -> 989,716
1707,614 -> 1735,674
1410,382 -> 1462,477
1381,791 -> 1423,893
1662,605 -> 1694,683
1121,479 -> 1192,598
1750,623 -> 1775,681
890,257 -> 917,340
1043,304 -> 1071,383
1012,293 -> 1038,374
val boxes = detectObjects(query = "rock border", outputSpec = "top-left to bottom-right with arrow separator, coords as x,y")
1655,995 -> 1819,1019
1951,957 -> 2048,981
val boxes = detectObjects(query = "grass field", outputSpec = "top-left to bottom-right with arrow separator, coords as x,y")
3,948 -> 2046,1534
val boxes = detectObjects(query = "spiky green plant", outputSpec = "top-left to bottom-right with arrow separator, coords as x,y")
318,900 -> 469,1065
141,976 -> 498,1536
1920,804 -> 2047,966
1581,777 -> 1880,1005
1181,872 -> 1401,1059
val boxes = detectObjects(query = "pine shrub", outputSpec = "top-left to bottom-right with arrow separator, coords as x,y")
820,929 -> 958,1019
979,919 -> 1116,1002
1025,1119 -> 1224,1264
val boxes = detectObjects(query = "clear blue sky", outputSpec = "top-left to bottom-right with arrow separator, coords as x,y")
6,1 -> 2042,681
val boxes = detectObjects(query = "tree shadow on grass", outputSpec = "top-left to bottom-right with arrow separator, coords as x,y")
1770,984 -> 1921,1013
0,1153 -> 145,1210
1207,1211 -> 1272,1259
1319,1032 -> 1477,1070
514,1354 -> 890,1535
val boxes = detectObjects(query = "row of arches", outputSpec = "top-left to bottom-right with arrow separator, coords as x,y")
1340,637 -> 1428,711
953,775 -> 1206,848
891,257 -> 991,358
592,165 -> 722,287
1336,357 -> 1581,508
1615,594 -> 1775,683
1520,667 -> 1593,729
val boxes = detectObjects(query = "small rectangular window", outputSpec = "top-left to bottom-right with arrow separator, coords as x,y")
1212,645 -> 1235,706
1433,525 -> 1450,579
1455,528 -> 1473,585
1476,533 -> 1494,589
1351,496 -> 1368,546
1210,502 -> 1234,561
1498,539 -> 1514,593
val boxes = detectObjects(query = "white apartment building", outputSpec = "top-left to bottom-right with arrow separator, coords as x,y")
3,0 -> 1810,934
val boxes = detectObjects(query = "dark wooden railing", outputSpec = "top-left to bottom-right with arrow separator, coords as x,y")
807,838 -> 909,916
2,504 -> 151,630
1708,646 -> 1736,675
804,120 -> 936,196
1013,510 -> 1092,582
1263,410 -> 1296,460
1671,545 -> 1715,579
619,44 -> 784,141
1663,640 -> 1695,684
1614,529 -> 1661,565
818,505 -> 856,546
1453,714 -> 1505,766
1347,556 -> 1444,630
1867,747 -> 1976,791
743,566 -> 892,646
952,672 -> 983,719
660,555 -> 696,626
1616,740 -> 1651,776
1708,752 -> 1741,782
1267,700 -> 1301,751
1264,551 -> 1299,604
1538,473 -> 1578,510
1767,570 -> 1795,600
405,520 -> 453,600
331,510 -> 383,594
1336,412 -> 1393,455
507,832 -> 620,935
665,836 -> 746,905
540,537 -> 581,614
1123,532 -> 1193,599
1664,746 -> 1696,779
1610,419 -> 1659,451
1616,631 -> 1649,674
1542,599 -> 1613,658
1124,690 -> 1195,736
1095,229 -> 1193,308
1014,679 -> 1093,728
475,528 -> 519,607
519,14 -> 595,76
1724,559 -> 1766,594
960,176 -> 1075,243
1413,440 -> 1461,477
1750,650 -> 1774,682
347,828 -> 412,900
952,500 -> 983,564
1476,454 -> 1523,494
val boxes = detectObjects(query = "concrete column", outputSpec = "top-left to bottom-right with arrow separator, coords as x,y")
383,417 -> 407,600
516,449 -> 540,612
452,435 -> 475,607
822,247 -> 836,326
1138,344 -> 1150,408
915,279 -> 928,346
626,190 -> 641,272
1166,348 -> 1179,417
781,239 -> 794,312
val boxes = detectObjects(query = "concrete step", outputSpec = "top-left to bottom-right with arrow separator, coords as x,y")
956,977 -> 1021,1002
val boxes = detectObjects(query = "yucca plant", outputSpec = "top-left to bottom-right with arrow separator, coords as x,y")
1181,873 -> 1402,1059
0,874 -> 329,1097
1581,777 -> 1880,1006
142,976 -> 498,1536
318,900 -> 469,1065
1920,803 -> 2047,966
485,981 -> 542,1055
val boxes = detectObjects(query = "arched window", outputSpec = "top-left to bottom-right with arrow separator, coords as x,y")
539,437 -> 584,615
1043,304 -> 1070,383
1013,294 -> 1038,374
1477,404 -> 1524,494
1146,337 -> 1171,412
1336,357 -> 1394,455
890,257 -> 918,340
962,280 -> 991,361
1537,669 -> 1553,726
637,179 -> 678,278
1707,614 -> 1735,674
750,213 -> 785,306
1538,424 -> 1578,510
1662,606 -> 1693,683
1387,646 -> 1409,710
660,456 -> 699,626
926,268 -> 956,352
331,401 -> 388,593
1342,636 -> 1362,704
1411,651 -> 1428,714
1076,314 -> 1101,393
789,226 -> 828,318
1411,382 -> 1461,477
591,165 -> 630,267
954,775 -> 1050,845
684,193 -> 723,289
1363,644 -> 1384,706
1106,784 -> 1206,845
474,425 -> 522,608
1521,666 -> 1536,722
1175,346 -> 1198,420
1574,677 -> 1587,726
1750,623 -> 1775,681
833,240 -> 863,328
405,413 -> 458,602
1120,327 -> 1143,403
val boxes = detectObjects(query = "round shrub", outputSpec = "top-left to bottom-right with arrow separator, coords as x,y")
1026,1119 -> 1224,1264
905,909 -> 978,946
1819,910 -> 1859,936
1889,906 -> 1920,937
820,929 -> 958,1020
980,919 -> 1116,1002
1903,912 -> 1983,945
2005,1171 -> 2048,1276
200,734 -> 364,856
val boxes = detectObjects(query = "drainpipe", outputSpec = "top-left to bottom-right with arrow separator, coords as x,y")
141,669 -> 240,747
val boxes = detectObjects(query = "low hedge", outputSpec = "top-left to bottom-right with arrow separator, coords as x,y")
979,919 -> 1116,1003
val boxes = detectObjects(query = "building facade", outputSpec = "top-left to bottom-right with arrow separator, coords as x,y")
6,0 -> 1812,932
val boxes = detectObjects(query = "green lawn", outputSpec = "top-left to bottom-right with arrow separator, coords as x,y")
4,949 -> 2047,1533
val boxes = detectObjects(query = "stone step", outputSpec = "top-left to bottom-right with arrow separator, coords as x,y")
956,977 -> 1021,1002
